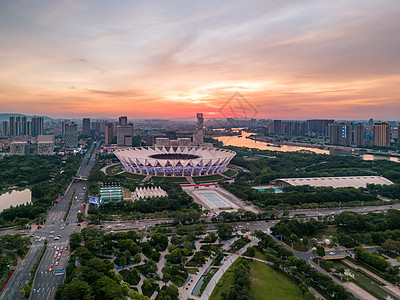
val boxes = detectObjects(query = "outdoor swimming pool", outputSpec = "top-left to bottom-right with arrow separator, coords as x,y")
199,192 -> 232,208
255,187 -> 283,193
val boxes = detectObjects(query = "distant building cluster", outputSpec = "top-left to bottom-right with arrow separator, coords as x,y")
2,116 -> 43,137
217,117 -> 398,148
132,186 -> 167,200
10,135 -> 54,155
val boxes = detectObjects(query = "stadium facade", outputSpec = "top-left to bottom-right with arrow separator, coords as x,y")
114,146 -> 236,177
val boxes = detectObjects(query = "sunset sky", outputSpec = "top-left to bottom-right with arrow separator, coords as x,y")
0,0 -> 399,120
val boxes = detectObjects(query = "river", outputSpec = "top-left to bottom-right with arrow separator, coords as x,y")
215,131 -> 329,154
215,131 -> 400,163
0,189 -> 32,212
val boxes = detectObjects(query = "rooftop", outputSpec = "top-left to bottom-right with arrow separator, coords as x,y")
275,176 -> 393,188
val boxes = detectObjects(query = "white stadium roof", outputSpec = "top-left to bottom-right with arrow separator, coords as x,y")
275,176 -> 393,188
114,146 -> 236,177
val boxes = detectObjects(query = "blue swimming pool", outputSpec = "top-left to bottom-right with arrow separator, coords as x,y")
255,187 -> 282,193
200,193 -> 231,207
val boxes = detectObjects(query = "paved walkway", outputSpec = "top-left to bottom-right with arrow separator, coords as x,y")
142,175 -> 152,183
185,176 -> 195,184
309,259 -> 378,300
199,237 -> 258,300
100,163 -> 119,174
344,259 -> 400,298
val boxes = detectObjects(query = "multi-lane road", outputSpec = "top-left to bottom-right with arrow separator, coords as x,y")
0,142 -> 99,300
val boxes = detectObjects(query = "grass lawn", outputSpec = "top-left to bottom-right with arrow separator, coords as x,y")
120,172 -> 146,181
186,268 -> 199,274
254,249 -> 265,260
108,164 -> 122,174
194,174 -> 224,183
151,176 -> 188,184
249,261 -> 305,300
222,168 -> 237,177
210,258 -> 243,300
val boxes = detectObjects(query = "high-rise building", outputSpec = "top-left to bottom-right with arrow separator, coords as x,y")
105,123 -> 115,145
145,134 -> 155,146
328,123 -> 351,146
119,116 -> 128,126
373,122 -> 390,147
273,120 -> 282,135
31,117 -> 43,137
15,116 -> 22,135
21,117 -> 27,135
353,123 -> 365,147
117,124 -> 133,146
83,118 -> 91,136
65,122 -> 78,149
307,119 -> 334,135
9,116 -> 16,136
26,121 -> 32,136
1,121 -> 8,136
368,118 -> 374,127
193,113 -> 204,144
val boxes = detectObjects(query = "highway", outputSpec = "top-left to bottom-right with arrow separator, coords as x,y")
30,142 -> 99,300
0,142 -> 99,300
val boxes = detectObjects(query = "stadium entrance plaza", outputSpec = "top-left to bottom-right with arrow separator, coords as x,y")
181,183 -> 260,215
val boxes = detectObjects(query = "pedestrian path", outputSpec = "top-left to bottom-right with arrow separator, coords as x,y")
343,259 -> 400,298
199,237 -> 258,300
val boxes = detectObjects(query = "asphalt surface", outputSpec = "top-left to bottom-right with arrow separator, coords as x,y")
0,142 -> 99,300
30,142 -> 99,300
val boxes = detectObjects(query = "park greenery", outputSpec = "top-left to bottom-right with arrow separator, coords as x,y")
271,210 -> 400,284
254,231 -> 355,300
0,154 -> 82,228
222,180 -> 398,211
58,225 -> 232,300
0,155 -> 61,189
0,234 -> 31,288
227,147 -> 400,184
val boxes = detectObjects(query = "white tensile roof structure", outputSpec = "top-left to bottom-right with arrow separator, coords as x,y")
132,186 -> 168,200
274,176 -> 393,188
114,146 -> 236,177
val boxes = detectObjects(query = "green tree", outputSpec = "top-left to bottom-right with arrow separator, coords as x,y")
62,280 -> 92,300
245,246 -> 256,257
69,232 -> 83,250
133,253 -> 141,264
316,245 -> 325,257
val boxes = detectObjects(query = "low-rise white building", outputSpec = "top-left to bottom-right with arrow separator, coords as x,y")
132,186 -> 168,200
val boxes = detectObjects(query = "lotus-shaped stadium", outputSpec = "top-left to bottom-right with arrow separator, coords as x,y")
114,146 -> 236,177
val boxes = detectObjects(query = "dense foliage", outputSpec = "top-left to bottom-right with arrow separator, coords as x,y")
221,259 -> 253,300
271,218 -> 327,250
255,231 -> 355,300
354,246 -> 390,273
0,154 -> 81,227
223,181 -> 381,210
0,234 -> 30,287
0,155 -> 61,189
227,147 -> 400,184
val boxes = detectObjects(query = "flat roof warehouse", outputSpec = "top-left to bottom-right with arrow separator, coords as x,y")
273,176 -> 393,189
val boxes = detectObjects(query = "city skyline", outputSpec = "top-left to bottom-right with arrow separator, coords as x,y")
1,1 -> 400,119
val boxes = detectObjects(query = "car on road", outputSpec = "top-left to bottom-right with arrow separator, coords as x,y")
50,231 -> 55,234
329,252 -> 335,255
49,235 -> 54,238
61,226 -> 65,230
55,262 -> 59,266
54,236 -> 60,240
49,267 -> 52,272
